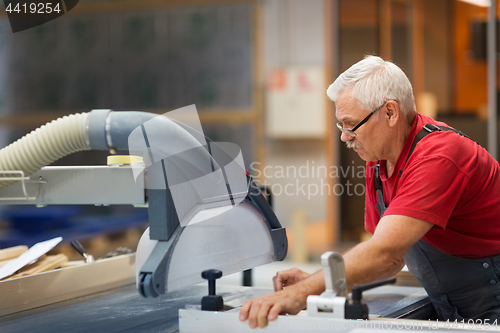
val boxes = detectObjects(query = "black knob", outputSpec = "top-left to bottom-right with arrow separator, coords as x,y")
202,269 -> 223,295
201,269 -> 224,311
202,269 -> 222,279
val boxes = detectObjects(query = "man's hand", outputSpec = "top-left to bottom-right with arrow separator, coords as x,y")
239,269 -> 326,328
272,268 -> 311,291
238,285 -> 307,328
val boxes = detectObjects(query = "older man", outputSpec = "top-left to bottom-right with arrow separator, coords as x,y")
239,56 -> 500,328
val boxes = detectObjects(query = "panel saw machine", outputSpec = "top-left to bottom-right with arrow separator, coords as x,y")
0,107 -> 481,332
0,106 -> 287,296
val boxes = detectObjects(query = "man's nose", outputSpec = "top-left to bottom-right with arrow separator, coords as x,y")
340,131 -> 354,142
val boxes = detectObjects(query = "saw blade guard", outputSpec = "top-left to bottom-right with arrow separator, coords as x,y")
125,110 -> 287,297
136,197 -> 283,295
134,139 -> 288,296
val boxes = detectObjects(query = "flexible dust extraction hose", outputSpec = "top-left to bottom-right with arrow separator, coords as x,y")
0,109 -> 212,190
0,113 -> 91,189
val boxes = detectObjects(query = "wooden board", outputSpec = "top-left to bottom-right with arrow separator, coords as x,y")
7,254 -> 68,279
0,254 -> 136,316
0,245 -> 28,261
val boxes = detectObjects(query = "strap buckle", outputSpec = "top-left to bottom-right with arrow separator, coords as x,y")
423,123 -> 440,133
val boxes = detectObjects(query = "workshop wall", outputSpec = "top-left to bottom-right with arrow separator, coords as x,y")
5,4 -> 253,112
452,0 -> 497,116
0,21 -> 13,225
1,2 -> 255,162
261,0 -> 328,234
0,20 -> 12,151
423,0 -> 452,114
0,1 -> 258,250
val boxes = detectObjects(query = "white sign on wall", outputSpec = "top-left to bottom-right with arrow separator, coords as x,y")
266,66 -> 326,139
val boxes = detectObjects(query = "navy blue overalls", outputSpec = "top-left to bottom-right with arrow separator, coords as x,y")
375,124 -> 500,320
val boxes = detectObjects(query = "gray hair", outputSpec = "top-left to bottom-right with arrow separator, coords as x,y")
327,55 -> 416,118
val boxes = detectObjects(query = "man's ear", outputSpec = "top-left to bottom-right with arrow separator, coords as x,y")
385,100 -> 400,127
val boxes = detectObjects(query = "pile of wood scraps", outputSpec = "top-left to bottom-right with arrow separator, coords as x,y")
0,237 -> 77,281
2,255 -> 68,280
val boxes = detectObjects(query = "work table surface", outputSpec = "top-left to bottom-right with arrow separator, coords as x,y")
0,284 -> 430,333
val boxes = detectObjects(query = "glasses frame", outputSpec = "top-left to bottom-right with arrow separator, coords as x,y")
336,102 -> 386,138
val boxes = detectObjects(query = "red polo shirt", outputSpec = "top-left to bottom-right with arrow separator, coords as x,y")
365,113 -> 500,258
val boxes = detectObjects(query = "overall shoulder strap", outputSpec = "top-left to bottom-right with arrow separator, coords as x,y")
374,163 -> 386,217
374,123 -> 473,218
404,123 -> 474,166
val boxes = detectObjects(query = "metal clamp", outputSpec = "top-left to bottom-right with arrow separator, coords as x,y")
307,252 -> 347,318
423,123 -> 440,133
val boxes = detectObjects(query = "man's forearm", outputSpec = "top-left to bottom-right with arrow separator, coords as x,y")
289,214 -> 429,301
290,240 -> 403,299
343,238 -> 404,290
341,214 -> 433,289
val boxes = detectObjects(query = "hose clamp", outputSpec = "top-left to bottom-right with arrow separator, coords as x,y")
105,112 -> 115,153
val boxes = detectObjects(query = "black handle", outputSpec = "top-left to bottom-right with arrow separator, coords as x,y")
70,239 -> 87,257
345,277 -> 397,320
352,277 -> 397,304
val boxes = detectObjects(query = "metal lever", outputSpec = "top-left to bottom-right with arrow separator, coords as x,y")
352,277 -> 397,304
321,252 -> 347,297
345,277 -> 397,320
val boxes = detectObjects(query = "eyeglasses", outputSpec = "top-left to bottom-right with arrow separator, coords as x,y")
336,102 -> 386,138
